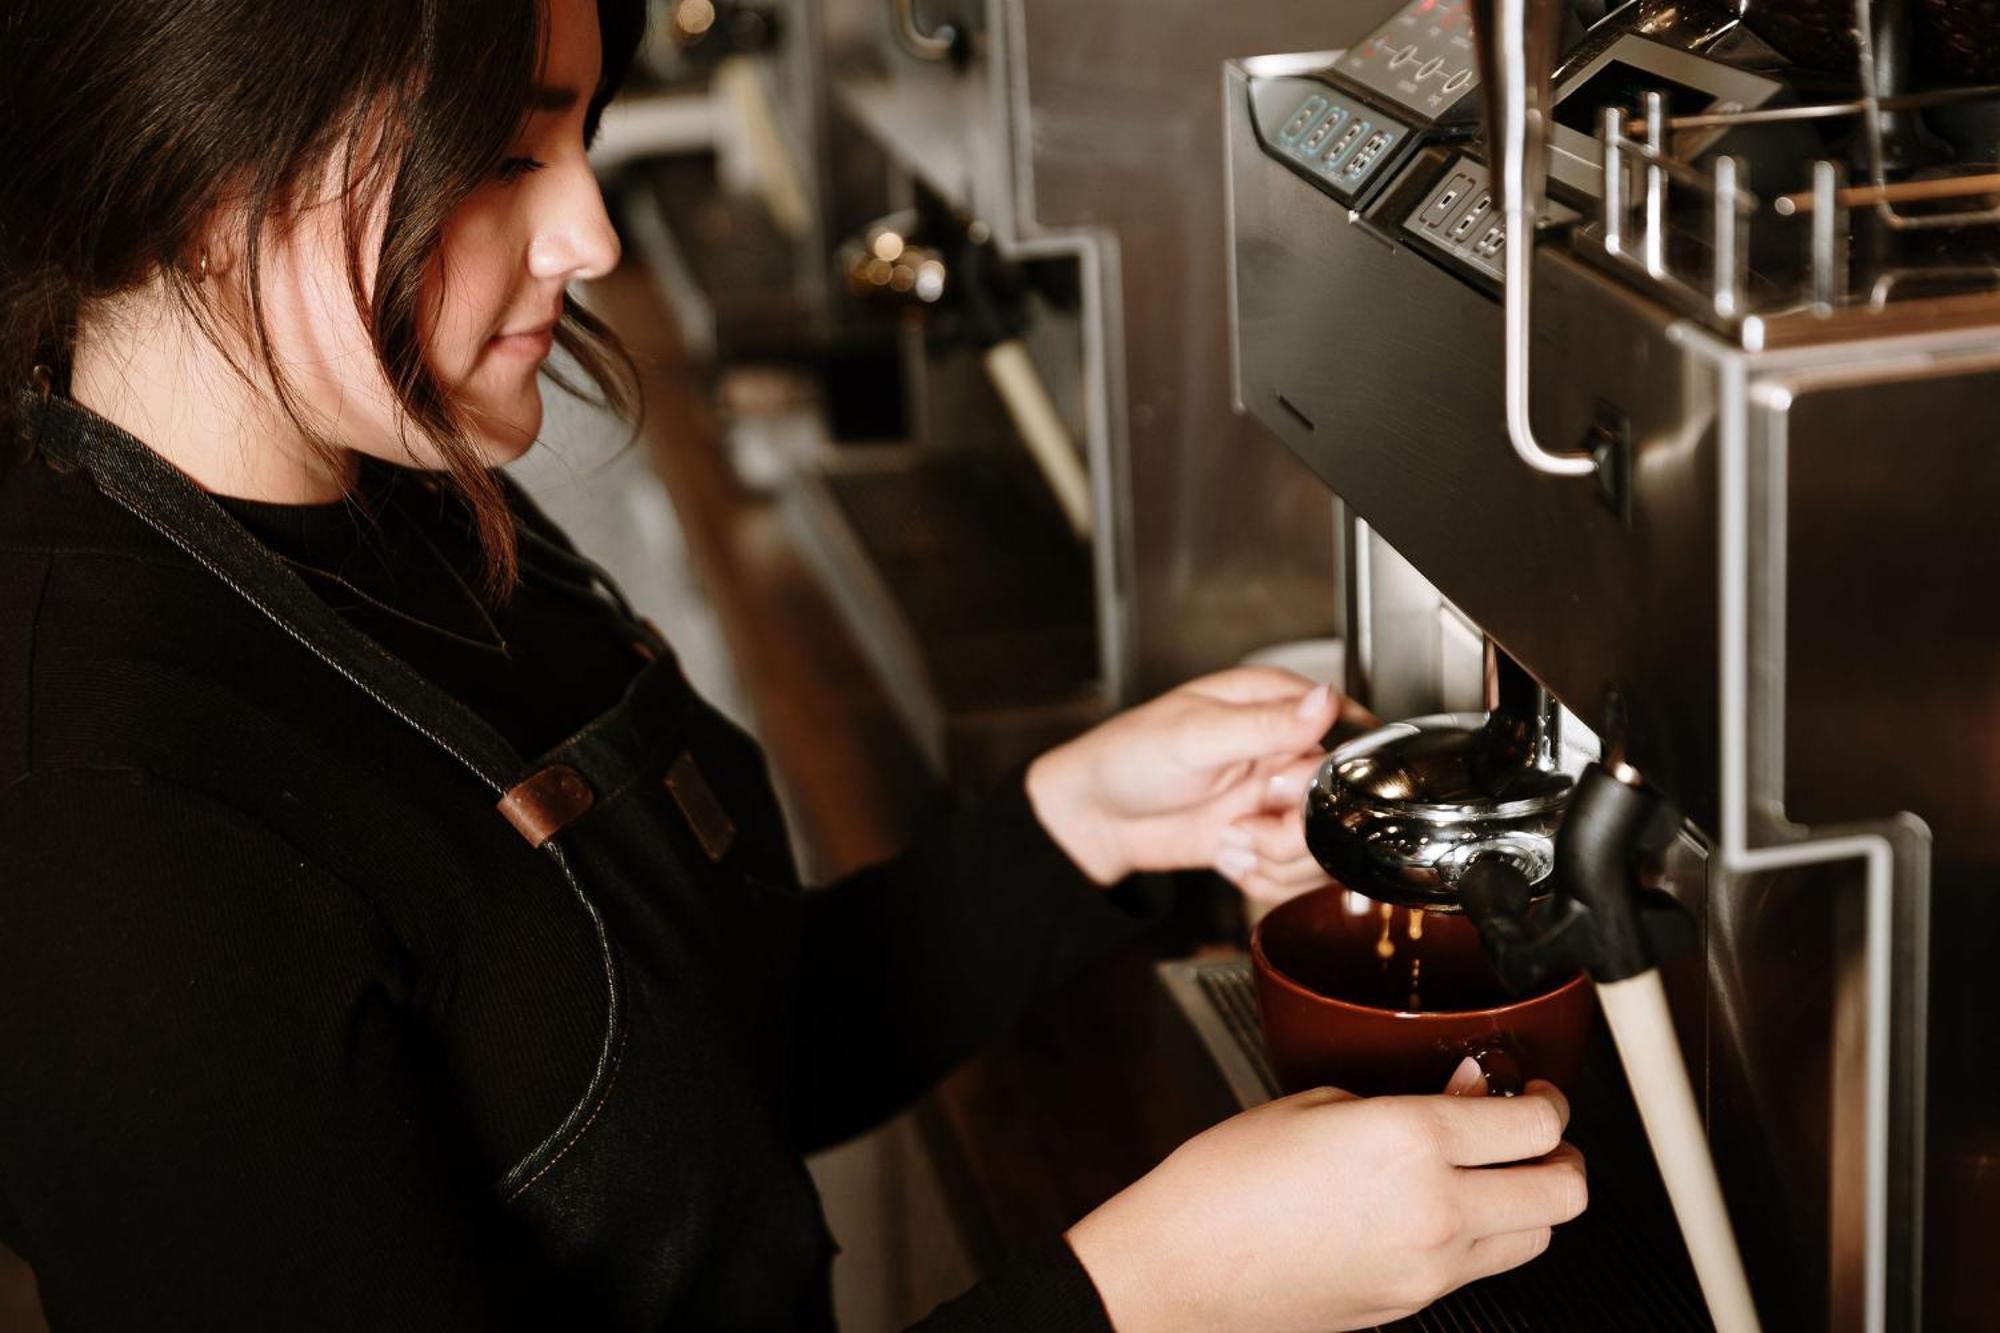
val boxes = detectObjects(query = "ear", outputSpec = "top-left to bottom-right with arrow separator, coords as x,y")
185,204 -> 249,285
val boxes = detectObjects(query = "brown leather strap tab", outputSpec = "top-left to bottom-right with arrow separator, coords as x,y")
632,616 -> 667,663
665,751 -> 736,862
497,764 -> 596,848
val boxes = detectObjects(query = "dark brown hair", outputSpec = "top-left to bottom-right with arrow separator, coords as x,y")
0,0 -> 647,599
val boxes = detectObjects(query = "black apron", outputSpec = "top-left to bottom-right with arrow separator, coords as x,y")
25,393 -> 839,1330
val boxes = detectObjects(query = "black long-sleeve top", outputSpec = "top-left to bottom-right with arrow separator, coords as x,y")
0,421 -> 1147,1329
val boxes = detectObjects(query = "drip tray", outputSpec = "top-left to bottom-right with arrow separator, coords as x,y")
1156,956 -> 1714,1332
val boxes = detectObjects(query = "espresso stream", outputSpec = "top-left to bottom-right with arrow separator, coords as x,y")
1283,903 -> 1515,1012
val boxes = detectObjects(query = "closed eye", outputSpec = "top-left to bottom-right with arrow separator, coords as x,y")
498,156 -> 548,182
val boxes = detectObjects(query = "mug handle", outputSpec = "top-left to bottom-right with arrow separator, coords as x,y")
1462,1039 -> 1525,1097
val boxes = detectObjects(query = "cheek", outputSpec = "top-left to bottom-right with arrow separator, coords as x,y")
258,221 -> 406,448
426,199 -> 523,387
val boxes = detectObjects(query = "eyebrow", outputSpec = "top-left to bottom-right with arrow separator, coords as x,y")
528,83 -> 581,112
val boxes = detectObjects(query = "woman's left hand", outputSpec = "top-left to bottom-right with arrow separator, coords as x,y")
1025,667 -> 1344,905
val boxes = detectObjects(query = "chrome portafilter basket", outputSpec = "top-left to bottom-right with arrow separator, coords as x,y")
1303,712 -> 1576,912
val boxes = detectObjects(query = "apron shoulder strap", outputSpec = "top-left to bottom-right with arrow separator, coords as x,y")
22,391 -> 527,796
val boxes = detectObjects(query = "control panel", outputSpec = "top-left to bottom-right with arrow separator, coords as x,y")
1249,77 -> 1414,207
1401,153 -> 1576,284
1244,0 -> 1489,210
1334,0 -> 1482,126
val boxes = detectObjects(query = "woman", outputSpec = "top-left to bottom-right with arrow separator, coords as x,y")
0,1 -> 1586,1329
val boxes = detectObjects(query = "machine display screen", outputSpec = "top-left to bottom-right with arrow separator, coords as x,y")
1335,0 -> 1482,125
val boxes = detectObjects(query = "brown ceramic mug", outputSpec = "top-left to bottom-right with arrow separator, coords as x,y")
1252,884 -> 1594,1097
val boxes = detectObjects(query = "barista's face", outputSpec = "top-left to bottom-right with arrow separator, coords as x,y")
250,0 -> 619,471
425,0 -> 620,456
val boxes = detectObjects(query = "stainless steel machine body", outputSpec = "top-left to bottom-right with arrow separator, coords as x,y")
1227,3 -> 1999,1326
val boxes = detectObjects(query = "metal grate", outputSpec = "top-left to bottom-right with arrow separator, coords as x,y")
1194,958 -> 1281,1100
1160,956 -> 1714,1332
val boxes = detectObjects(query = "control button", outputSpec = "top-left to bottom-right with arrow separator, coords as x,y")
1441,68 -> 1474,94
1302,107 -> 1347,153
1280,95 -> 1329,143
1345,130 -> 1394,178
1389,44 -> 1420,68
1473,222 -> 1507,259
1321,119 -> 1371,169
1449,193 -> 1493,242
1416,57 -> 1444,80
1422,172 -> 1477,228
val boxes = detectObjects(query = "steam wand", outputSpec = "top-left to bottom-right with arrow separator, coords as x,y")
1459,763 -> 1763,1333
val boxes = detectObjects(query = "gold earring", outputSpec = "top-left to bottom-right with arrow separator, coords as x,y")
197,249 -> 210,283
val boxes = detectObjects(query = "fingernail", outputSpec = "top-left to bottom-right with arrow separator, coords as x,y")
1216,849 -> 1256,879
1444,1055 -> 1487,1096
1219,825 -> 1253,851
1267,772 -> 1302,797
1295,683 -> 1331,721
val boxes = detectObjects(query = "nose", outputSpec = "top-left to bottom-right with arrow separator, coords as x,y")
526,159 -> 622,283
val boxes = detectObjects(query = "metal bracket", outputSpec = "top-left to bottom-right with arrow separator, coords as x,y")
1589,400 -> 1633,522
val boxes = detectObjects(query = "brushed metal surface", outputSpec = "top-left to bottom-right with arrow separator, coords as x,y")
1226,41 -> 1994,1327
1765,360 -> 2000,1332
1229,62 -> 1724,822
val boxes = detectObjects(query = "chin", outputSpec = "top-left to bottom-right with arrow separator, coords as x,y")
481,423 -> 541,466
469,391 -> 544,465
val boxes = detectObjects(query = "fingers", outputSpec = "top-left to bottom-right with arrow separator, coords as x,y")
1220,852 -> 1328,899
1217,758 -> 1324,875
1181,665 -> 1323,705
1442,1056 -> 1488,1096
1215,816 -> 1329,905
1458,1142 -> 1588,1236
1216,780 -> 1333,901
1225,810 -> 1307,861
1257,753 -> 1326,813
1177,685 -> 1340,769
1418,1082 -> 1571,1166
1279,1084 -> 1361,1109
1522,1079 -> 1570,1120
1462,1226 -> 1555,1283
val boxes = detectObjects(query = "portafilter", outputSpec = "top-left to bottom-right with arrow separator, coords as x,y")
1303,712 -> 1575,912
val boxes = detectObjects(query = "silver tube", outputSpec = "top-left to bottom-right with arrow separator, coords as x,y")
1712,155 -> 1743,318
1644,91 -> 1668,277
1494,0 -> 1596,477
1601,106 -> 1625,254
1810,159 -> 1842,312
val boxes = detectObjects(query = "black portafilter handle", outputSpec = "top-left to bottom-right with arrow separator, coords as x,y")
1458,763 -> 1698,995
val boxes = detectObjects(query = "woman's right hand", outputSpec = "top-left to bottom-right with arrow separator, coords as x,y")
1064,1073 -> 1585,1332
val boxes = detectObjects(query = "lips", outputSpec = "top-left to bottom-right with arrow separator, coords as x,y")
489,317 -> 559,361
497,315 -> 559,339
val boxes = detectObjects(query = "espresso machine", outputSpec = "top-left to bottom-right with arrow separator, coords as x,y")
1207,0 -> 2000,1327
